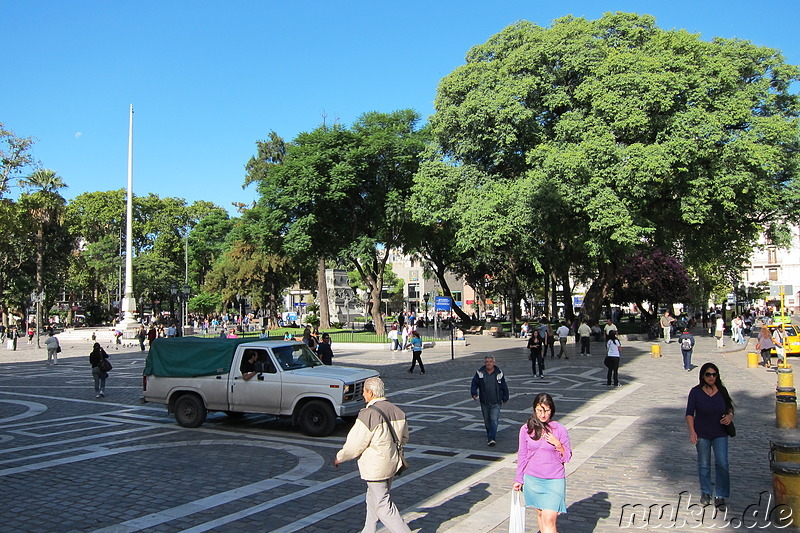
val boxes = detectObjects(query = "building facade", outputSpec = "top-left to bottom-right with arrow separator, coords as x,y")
741,225 -> 800,312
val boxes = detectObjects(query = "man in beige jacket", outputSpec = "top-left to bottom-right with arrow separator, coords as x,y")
335,377 -> 410,533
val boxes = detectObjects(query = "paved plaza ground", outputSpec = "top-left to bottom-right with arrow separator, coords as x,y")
0,323 -> 796,532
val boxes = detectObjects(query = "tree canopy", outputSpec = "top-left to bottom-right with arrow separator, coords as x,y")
425,12 -> 800,320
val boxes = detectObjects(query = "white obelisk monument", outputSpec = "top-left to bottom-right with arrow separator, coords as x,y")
119,104 -> 139,335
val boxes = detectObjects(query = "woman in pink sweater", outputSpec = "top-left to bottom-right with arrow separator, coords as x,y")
512,393 -> 572,533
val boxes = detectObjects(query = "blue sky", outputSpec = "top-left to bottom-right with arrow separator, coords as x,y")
2,0 -> 798,214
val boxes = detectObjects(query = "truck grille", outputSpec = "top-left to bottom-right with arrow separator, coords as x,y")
345,380 -> 366,402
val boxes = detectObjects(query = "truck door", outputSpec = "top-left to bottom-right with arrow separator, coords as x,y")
230,348 -> 282,413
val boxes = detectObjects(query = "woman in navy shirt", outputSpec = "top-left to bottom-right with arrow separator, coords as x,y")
685,362 -> 735,509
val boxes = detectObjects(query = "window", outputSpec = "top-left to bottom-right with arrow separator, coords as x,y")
768,247 -> 778,264
769,268 -> 779,281
408,283 -> 419,299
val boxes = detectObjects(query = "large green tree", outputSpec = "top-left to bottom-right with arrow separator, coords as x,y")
0,123 -> 38,198
428,12 -> 800,321
247,110 -> 428,332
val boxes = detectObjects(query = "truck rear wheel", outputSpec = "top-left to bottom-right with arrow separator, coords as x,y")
174,394 -> 207,428
298,400 -> 336,437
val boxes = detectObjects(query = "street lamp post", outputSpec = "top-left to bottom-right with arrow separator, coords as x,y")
170,284 -> 190,336
170,284 -> 178,335
30,290 -> 44,348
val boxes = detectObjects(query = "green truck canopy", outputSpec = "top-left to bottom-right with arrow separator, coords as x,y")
144,337 -> 261,377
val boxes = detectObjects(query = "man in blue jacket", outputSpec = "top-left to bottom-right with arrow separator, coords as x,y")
471,356 -> 510,446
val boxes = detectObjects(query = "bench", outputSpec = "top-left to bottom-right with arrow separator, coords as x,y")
484,326 -> 504,337
466,326 -> 483,335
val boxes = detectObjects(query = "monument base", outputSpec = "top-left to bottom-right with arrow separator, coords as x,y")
116,318 -> 141,339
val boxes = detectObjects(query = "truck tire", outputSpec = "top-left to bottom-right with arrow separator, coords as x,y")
298,400 -> 336,437
174,394 -> 207,428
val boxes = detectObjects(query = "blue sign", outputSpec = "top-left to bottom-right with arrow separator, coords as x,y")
573,296 -> 584,308
435,296 -> 452,311
288,313 -> 297,321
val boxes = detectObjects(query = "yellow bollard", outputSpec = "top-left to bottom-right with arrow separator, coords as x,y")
748,352 -> 759,368
651,344 -> 661,358
777,396 -> 799,429
772,461 -> 800,527
771,441 -> 800,464
778,387 -> 798,398
778,368 -> 795,389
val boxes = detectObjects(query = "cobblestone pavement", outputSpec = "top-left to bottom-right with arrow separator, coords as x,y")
0,324 -> 796,532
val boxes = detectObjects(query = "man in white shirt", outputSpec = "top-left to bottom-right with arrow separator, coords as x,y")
603,319 -> 618,341
556,322 -> 570,359
577,320 -> 592,356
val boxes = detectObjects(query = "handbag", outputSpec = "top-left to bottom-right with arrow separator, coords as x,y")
369,404 -> 408,476
99,358 -> 112,372
509,489 -> 526,533
724,421 -> 736,437
56,346 -> 61,353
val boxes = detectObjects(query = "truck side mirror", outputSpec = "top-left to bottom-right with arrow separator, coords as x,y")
257,373 -> 264,381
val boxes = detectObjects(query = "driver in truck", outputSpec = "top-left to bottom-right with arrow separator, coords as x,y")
240,350 -> 260,381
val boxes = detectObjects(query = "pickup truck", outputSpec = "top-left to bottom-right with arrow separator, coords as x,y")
142,337 -> 378,436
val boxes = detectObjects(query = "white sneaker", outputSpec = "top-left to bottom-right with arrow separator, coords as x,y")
96,393 -> 101,398
99,391 -> 105,397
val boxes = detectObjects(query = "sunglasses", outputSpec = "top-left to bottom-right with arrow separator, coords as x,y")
704,372 -> 718,377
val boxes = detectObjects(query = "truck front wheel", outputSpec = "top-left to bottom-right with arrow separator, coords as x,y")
174,394 -> 207,428
298,400 -> 336,437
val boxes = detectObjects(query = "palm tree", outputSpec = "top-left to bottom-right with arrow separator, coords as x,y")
20,169 -> 67,343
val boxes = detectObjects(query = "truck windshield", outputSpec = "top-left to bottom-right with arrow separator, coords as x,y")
273,344 -> 323,370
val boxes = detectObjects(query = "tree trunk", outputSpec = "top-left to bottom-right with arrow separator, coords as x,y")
550,273 -> 559,319
350,252 -> 387,334
269,282 -> 281,329
317,257 -> 331,329
429,260 -> 470,322
543,267 -> 550,319
582,262 -> 616,322
561,272 -> 575,322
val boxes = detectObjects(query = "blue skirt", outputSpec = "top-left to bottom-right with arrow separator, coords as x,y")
523,474 -> 567,513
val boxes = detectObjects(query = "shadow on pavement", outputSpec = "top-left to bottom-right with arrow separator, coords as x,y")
406,482 -> 491,533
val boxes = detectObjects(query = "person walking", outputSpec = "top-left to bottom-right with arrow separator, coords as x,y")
755,325 -> 777,368
527,330 -> 545,378
334,377 -> 411,533
545,323 -> 556,359
513,393 -> 572,533
471,356 -> 509,446
556,322 -> 570,359
679,327 -> 696,371
714,315 -> 725,348
577,320 -> 592,356
137,326 -> 147,351
773,326 -> 787,367
6,327 -> 18,351
388,325 -> 399,351
89,342 -> 110,398
407,331 -> 425,374
147,325 -> 157,348
44,331 -> 60,365
401,323 -> 412,351
661,311 -> 676,343
685,362 -> 734,509
317,333 -> 334,365
604,330 -> 622,386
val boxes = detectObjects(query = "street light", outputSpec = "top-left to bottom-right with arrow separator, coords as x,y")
170,284 -> 190,336
30,290 -> 44,348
